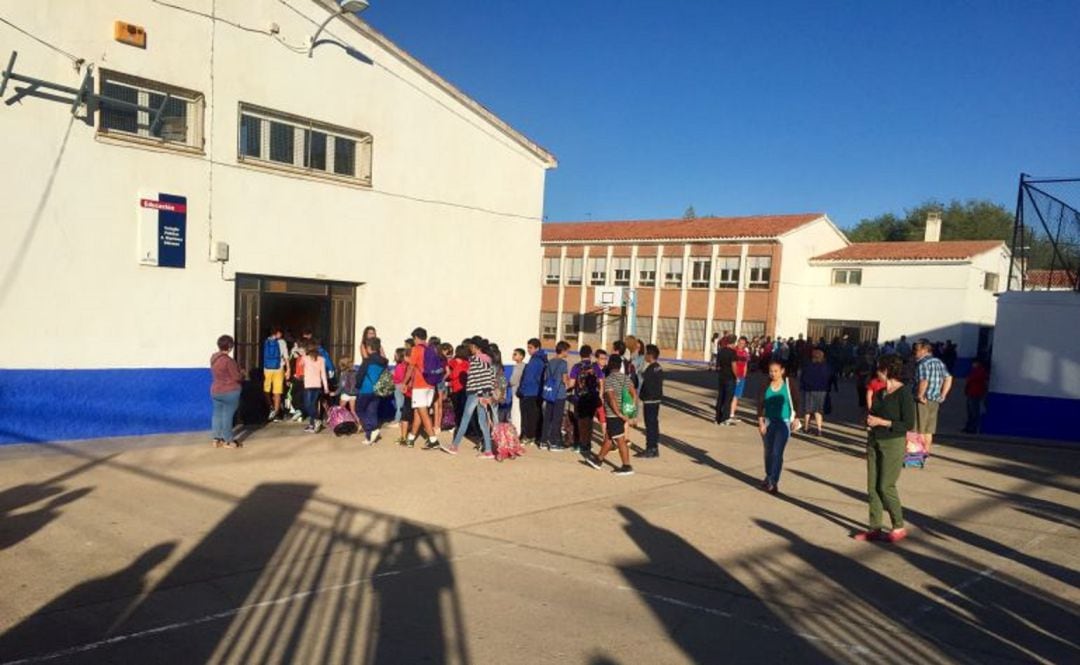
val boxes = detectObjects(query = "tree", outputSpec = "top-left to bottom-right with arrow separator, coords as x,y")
848,199 -> 1014,243
683,205 -> 696,220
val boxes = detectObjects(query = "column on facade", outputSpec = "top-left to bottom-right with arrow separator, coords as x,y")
629,244 -> 639,337
675,243 -> 691,360
651,244 -> 662,345
600,244 -> 614,350
734,243 -> 749,337
703,242 -> 720,361
555,245 -> 566,342
579,245 -> 590,343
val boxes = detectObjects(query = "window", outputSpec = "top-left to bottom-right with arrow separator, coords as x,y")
683,318 -> 706,351
712,320 -> 735,341
589,257 -> 608,286
717,257 -> 740,288
638,257 -> 657,287
562,313 -> 580,340
540,312 -> 558,339
663,257 -> 684,288
984,272 -> 1000,292
656,317 -> 679,349
747,256 -> 772,288
98,71 -> 203,149
741,320 -> 766,339
634,315 -> 653,341
543,257 -> 561,285
690,258 -> 712,288
832,269 -> 862,286
565,258 -> 583,285
612,257 -> 631,286
237,103 -> 372,185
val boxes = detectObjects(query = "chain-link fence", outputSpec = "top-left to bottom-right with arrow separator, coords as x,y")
1010,175 -> 1080,291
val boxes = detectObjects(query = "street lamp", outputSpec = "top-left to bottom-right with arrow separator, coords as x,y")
308,0 -> 370,58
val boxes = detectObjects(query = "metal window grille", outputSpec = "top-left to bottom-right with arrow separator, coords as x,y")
238,103 -> 372,185
682,318 -> 706,351
638,257 -> 656,287
565,258 -> 583,285
717,257 -> 740,287
634,315 -> 653,342
99,72 -> 202,148
540,311 -> 558,339
562,313 -> 580,340
690,258 -> 711,288
656,317 -> 679,349
712,320 -> 736,341
741,320 -> 766,339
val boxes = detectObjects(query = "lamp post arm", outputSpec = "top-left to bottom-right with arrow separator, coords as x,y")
307,11 -> 343,58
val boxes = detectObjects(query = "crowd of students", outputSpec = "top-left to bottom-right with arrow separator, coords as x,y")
209,326 -> 665,475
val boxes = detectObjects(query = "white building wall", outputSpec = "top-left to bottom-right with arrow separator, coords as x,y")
773,216 -> 849,337
0,0 -> 551,370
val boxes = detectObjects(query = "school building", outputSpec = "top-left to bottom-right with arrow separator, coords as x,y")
539,213 -> 1010,368
0,0 -> 555,444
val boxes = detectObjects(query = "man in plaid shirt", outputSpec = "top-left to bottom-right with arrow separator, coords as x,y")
914,340 -> 953,454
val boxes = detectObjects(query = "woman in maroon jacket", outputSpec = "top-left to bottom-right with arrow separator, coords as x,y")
210,334 -> 244,448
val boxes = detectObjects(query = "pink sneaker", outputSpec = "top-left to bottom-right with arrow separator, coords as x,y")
886,528 -> 908,543
853,529 -> 884,542
477,451 -> 495,460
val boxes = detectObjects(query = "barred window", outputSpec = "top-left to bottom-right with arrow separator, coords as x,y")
683,318 -> 706,351
717,257 -> 740,287
238,103 -> 372,185
562,313 -> 580,340
634,315 -> 653,342
540,311 -> 558,339
712,320 -> 735,341
98,71 -> 203,149
656,317 -> 679,349
741,320 -> 766,338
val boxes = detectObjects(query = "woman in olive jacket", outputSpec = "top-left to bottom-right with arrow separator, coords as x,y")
856,354 -> 916,543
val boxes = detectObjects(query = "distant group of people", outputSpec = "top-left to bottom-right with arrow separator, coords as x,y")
208,327 -> 666,475
710,330 -> 979,544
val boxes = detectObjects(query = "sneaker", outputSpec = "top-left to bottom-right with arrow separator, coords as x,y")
885,528 -> 909,543
570,445 -> 581,453
853,529 -> 884,542
291,412 -> 305,422
424,440 -> 441,450
477,451 -> 495,460
584,455 -> 602,470
406,435 -> 417,448
548,444 -> 568,453
303,425 -> 315,433
396,437 -> 408,446
440,444 -> 459,455
314,421 -> 323,433
369,430 -> 381,444
612,465 -> 635,476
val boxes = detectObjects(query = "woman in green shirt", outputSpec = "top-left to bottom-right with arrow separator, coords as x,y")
856,354 -> 916,543
756,360 -> 800,494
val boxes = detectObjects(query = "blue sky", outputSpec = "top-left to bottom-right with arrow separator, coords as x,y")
368,1 -> 1080,228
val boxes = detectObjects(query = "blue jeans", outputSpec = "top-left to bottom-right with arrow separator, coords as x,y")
393,387 -> 405,422
453,392 -> 492,452
357,393 -> 379,436
304,388 -> 322,426
643,402 -> 660,450
211,389 -> 241,442
763,420 -> 791,486
542,398 -> 566,447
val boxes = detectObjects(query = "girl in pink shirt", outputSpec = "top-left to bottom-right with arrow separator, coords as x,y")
302,343 -> 329,432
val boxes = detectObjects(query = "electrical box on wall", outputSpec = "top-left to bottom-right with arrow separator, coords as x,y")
213,242 -> 230,262
114,21 -> 147,48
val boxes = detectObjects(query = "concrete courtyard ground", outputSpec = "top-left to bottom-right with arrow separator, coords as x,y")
0,367 -> 1076,664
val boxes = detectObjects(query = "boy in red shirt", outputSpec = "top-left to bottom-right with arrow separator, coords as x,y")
963,359 -> 989,433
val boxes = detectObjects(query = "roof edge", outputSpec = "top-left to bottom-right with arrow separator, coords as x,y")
309,0 -> 557,168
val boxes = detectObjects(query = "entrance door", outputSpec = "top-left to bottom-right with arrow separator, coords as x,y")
234,275 -> 358,373
807,319 -> 880,344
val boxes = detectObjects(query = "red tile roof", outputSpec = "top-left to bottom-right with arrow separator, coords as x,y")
811,240 -> 1004,262
1025,269 -> 1078,289
541,214 -> 824,243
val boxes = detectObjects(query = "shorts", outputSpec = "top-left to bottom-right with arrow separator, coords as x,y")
734,378 -> 747,398
437,380 -> 448,394
916,400 -> 940,435
339,393 -> 356,404
412,387 -> 435,409
263,368 -> 285,394
400,395 -> 413,421
607,417 -> 626,438
804,390 -> 826,414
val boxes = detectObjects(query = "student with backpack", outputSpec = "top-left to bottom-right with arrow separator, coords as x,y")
337,357 -> 358,418
585,354 -> 637,475
262,327 -> 290,422
356,337 -> 389,444
636,344 -> 664,458
540,341 -> 572,451
569,344 -> 605,455
302,342 -> 330,433
403,327 -> 442,449
518,339 -> 547,445
443,337 -> 497,458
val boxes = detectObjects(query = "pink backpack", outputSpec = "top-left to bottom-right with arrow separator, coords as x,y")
327,405 -> 359,436
493,421 -> 524,461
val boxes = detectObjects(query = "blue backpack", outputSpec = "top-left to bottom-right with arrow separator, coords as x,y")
421,344 -> 446,386
542,363 -> 563,403
263,337 -> 282,370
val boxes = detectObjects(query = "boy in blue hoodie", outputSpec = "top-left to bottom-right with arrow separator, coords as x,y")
518,338 -> 547,445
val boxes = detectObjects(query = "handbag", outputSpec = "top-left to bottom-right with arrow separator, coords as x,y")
620,384 -> 638,419
785,378 -> 802,432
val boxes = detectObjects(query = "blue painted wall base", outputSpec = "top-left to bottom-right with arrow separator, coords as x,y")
981,391 -> 1080,443
0,368 -> 211,445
